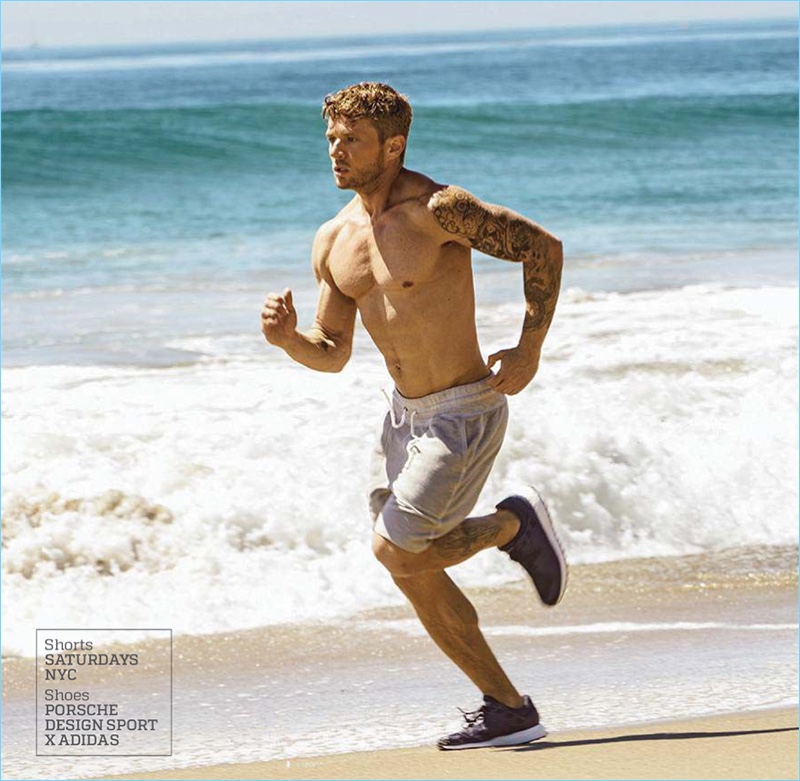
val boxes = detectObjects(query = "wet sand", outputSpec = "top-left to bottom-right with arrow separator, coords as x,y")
3,546 -> 797,780
115,707 -> 799,780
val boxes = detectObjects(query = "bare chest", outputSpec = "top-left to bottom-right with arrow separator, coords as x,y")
327,220 -> 440,301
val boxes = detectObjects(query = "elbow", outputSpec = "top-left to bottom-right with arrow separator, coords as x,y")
323,359 -> 348,373
322,344 -> 351,373
549,235 -> 564,267
546,235 -> 564,280
309,325 -> 351,372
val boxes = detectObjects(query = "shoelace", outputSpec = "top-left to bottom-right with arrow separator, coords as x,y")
458,705 -> 487,726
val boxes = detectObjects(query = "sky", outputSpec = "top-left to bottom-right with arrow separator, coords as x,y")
1,0 -> 796,50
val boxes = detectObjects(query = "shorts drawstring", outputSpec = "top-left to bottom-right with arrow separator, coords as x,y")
381,388 -> 419,439
408,409 -> 418,439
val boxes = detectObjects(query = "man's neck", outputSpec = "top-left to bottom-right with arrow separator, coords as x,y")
355,166 -> 404,220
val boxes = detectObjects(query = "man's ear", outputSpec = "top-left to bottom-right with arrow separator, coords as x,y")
385,135 -> 406,161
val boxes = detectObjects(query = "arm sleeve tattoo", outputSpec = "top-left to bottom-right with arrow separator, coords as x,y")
431,187 -> 562,334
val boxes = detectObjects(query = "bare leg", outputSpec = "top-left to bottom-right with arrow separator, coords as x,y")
391,569 -> 524,708
372,509 -> 525,707
372,509 -> 519,578
432,509 -> 518,563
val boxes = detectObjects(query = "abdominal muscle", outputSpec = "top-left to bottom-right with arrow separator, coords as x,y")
358,287 -> 490,399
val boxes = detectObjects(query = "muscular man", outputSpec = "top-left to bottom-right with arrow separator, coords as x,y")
261,82 -> 566,750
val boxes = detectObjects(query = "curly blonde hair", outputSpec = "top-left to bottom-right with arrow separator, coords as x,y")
322,82 -> 412,161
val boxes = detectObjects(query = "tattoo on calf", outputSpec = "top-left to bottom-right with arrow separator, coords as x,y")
433,521 -> 501,560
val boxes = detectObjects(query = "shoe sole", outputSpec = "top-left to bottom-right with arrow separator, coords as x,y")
439,722 -> 547,750
529,487 -> 568,606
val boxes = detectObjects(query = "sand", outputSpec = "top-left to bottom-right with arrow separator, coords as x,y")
4,546 -> 797,781
112,707 -> 798,780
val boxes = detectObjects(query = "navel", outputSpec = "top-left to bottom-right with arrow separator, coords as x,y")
402,280 -> 414,288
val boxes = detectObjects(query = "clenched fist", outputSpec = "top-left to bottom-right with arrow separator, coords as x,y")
261,288 -> 298,347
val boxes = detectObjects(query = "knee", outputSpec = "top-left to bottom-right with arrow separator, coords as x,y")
372,534 -> 428,578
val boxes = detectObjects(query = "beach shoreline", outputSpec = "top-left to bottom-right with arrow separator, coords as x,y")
107,706 -> 798,780
3,16 -> 798,781
3,547 -> 797,780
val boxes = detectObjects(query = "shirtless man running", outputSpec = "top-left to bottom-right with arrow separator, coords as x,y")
261,82 -> 566,750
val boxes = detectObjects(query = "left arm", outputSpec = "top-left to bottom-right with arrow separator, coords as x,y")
429,186 -> 563,394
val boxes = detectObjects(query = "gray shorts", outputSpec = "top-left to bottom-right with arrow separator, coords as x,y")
368,377 -> 509,553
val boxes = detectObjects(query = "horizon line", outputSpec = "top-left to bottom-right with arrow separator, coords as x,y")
3,13 -> 795,55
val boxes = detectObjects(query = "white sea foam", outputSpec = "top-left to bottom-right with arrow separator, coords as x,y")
2,284 -> 797,657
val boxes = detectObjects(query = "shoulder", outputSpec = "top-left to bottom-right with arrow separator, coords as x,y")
314,199 -> 360,249
311,202 -> 358,275
389,172 -> 475,241
384,169 -> 444,206
313,217 -> 340,253
311,221 -> 334,272
310,217 -> 342,283
427,184 -> 477,211
426,185 -> 486,233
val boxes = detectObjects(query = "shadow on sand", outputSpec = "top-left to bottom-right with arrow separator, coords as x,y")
508,726 -> 799,753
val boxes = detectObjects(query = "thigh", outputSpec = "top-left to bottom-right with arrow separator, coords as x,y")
391,414 -> 468,521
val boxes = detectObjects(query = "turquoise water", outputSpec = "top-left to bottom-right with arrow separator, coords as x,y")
2,19 -> 797,365
2,23 -> 798,760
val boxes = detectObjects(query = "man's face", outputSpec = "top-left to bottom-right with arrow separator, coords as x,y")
326,118 -> 386,191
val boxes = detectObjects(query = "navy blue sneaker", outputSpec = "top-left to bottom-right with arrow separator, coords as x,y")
497,488 -> 567,606
437,695 -> 547,750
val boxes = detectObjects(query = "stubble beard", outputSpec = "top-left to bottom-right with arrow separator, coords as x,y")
335,152 -> 387,193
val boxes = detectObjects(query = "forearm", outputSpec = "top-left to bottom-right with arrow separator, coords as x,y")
518,235 -> 563,354
276,326 -> 351,373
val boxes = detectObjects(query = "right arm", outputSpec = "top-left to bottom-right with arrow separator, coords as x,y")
261,227 -> 357,373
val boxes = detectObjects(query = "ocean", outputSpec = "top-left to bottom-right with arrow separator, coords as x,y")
1,18 -> 798,775
3,15 -> 798,651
